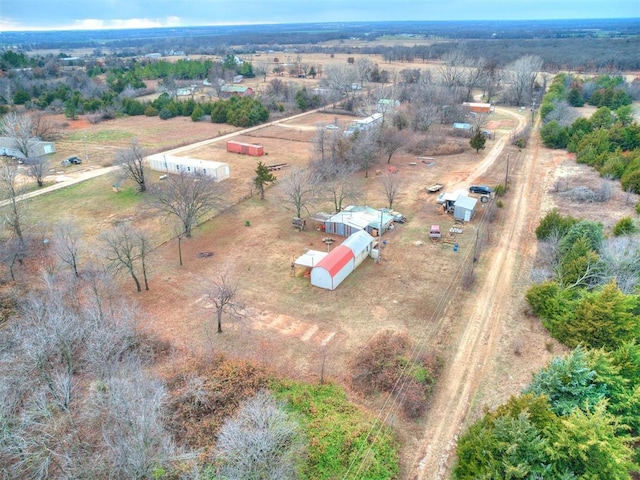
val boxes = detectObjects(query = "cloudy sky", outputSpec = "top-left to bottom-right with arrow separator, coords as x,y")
2,0 -> 638,31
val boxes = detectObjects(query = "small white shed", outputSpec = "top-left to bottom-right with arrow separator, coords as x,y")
311,245 -> 355,291
147,155 -> 230,182
453,195 -> 478,222
341,230 -> 374,267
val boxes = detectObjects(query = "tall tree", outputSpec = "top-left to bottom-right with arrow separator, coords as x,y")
0,111 -> 35,158
380,173 -> 402,210
53,218 -> 84,278
207,267 -> 240,334
101,223 -> 152,292
507,55 -> 543,107
470,130 -> 486,153
27,156 -> 50,187
253,161 -> 276,199
278,168 -> 317,219
114,139 -> 147,193
151,171 -> 223,238
377,126 -> 407,164
0,161 -> 27,248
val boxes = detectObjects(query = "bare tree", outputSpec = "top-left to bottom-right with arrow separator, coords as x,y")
349,128 -> 380,177
437,48 -> 466,88
380,173 -> 402,209
354,57 -> 374,87
312,158 -> 360,213
151,171 -> 223,238
462,57 -> 487,102
0,235 -> 25,281
277,168 -> 317,219
53,218 -> 84,277
214,391 -> 305,480
101,223 -> 152,292
0,111 -> 36,158
27,155 -> 50,187
321,63 -> 359,107
0,161 -> 28,248
207,267 -> 241,334
469,112 -> 490,132
506,55 -> 543,107
377,126 -> 408,164
114,139 -> 147,193
0,274 -> 185,479
31,112 -> 61,141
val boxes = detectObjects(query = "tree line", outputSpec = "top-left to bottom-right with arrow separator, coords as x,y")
454,208 -> 640,478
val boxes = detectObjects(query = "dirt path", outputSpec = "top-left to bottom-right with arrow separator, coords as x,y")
409,113 -> 543,479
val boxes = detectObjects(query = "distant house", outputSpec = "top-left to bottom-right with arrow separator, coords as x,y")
0,137 -> 56,159
232,75 -> 244,84
452,122 -> 474,137
144,53 -> 162,59
462,102 -> 493,114
377,99 -> 400,112
220,85 -> 254,96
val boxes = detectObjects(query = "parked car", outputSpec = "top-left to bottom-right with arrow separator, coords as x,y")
481,130 -> 492,138
325,124 -> 339,130
381,208 -> 406,223
469,185 -> 492,195
62,156 -> 82,166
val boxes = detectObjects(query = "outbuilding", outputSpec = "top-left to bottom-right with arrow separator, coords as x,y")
341,230 -> 374,267
146,154 -> 230,181
311,245 -> 355,290
453,195 -> 478,222
324,206 -> 394,237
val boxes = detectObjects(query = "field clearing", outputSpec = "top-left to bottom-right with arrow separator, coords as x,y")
19,105 -> 628,477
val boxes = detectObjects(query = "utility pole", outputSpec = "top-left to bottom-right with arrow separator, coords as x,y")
504,154 -> 510,190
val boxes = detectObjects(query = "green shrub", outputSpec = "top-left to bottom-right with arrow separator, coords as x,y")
493,184 -> 506,197
272,382 -> 399,480
613,217 -> 636,236
535,209 -> 578,240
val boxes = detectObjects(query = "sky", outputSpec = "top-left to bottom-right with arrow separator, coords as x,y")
1,0 -> 639,31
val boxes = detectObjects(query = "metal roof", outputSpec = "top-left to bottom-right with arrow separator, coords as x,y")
314,245 -> 354,277
294,250 -> 328,268
341,230 -> 374,255
454,195 -> 478,210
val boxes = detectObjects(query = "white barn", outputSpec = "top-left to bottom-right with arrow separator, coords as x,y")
147,154 -> 230,182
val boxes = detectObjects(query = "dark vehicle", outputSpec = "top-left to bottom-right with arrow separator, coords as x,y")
62,156 -> 82,166
469,185 -> 492,195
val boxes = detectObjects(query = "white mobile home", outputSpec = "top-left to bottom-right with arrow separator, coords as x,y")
147,154 -> 230,181
341,230 -> 374,267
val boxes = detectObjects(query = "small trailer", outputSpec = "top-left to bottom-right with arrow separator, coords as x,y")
426,183 -> 444,193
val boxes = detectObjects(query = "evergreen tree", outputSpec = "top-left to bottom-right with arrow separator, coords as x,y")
470,130 -> 486,153
253,161 -> 276,199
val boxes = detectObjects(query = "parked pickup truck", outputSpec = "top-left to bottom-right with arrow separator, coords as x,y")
425,183 -> 444,193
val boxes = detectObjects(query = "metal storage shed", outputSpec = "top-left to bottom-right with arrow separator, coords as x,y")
341,230 -> 374,267
324,206 -> 394,237
311,245 -> 355,290
453,195 -> 478,222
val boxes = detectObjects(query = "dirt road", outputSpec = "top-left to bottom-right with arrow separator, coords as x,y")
409,111 -> 543,479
